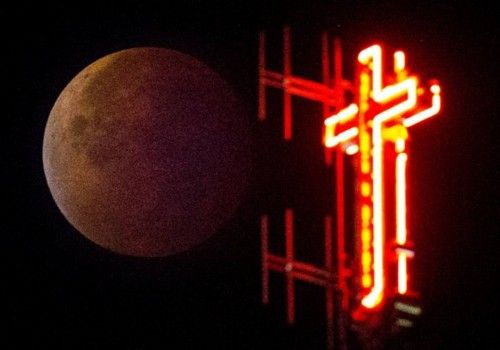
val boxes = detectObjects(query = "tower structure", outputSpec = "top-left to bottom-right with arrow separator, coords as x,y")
258,27 -> 441,349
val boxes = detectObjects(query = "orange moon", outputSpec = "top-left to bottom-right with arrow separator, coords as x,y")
43,47 -> 251,257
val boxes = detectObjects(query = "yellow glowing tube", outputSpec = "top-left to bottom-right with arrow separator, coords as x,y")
394,51 -> 405,73
359,45 -> 416,104
403,84 -> 441,127
324,127 -> 359,148
396,152 -> 408,245
359,46 -> 418,309
345,144 -> 359,155
324,103 -> 360,126
324,103 -> 359,148
323,43 -> 441,309
362,94 -> 417,308
396,152 -> 408,294
361,182 -> 371,197
362,275 -> 372,288
373,78 -> 418,120
395,138 -> 406,153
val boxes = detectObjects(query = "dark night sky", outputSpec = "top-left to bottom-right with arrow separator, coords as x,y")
5,1 -> 499,349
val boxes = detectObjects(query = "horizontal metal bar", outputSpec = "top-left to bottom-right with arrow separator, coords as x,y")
267,254 -> 335,280
261,69 -> 353,93
268,261 -> 333,287
261,77 -> 283,89
287,86 -> 340,105
261,70 -> 337,96
261,80 -> 340,105
260,71 -> 349,106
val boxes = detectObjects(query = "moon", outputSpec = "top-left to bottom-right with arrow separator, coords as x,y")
43,47 -> 251,257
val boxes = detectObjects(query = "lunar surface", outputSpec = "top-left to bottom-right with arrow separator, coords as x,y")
43,47 -> 251,257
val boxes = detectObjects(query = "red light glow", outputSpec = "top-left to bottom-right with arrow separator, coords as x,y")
324,44 -> 441,310
259,29 -> 440,345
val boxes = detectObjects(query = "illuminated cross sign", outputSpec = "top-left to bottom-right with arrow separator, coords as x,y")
324,44 -> 441,310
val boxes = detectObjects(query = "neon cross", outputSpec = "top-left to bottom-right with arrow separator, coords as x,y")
324,44 -> 441,309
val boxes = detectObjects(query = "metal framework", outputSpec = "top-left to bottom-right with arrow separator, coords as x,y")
258,27 -> 352,350
258,27 -> 441,350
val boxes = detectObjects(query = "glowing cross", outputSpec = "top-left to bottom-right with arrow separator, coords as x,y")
324,44 -> 441,310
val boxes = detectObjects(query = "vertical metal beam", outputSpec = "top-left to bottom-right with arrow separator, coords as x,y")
334,37 -> 343,88
336,149 -> 349,311
325,215 -> 334,350
283,26 -> 292,140
322,32 -> 331,88
285,208 -> 295,324
258,31 -> 267,121
322,32 -> 333,166
261,214 -> 270,304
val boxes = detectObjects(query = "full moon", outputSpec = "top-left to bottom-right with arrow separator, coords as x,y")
43,47 -> 251,257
